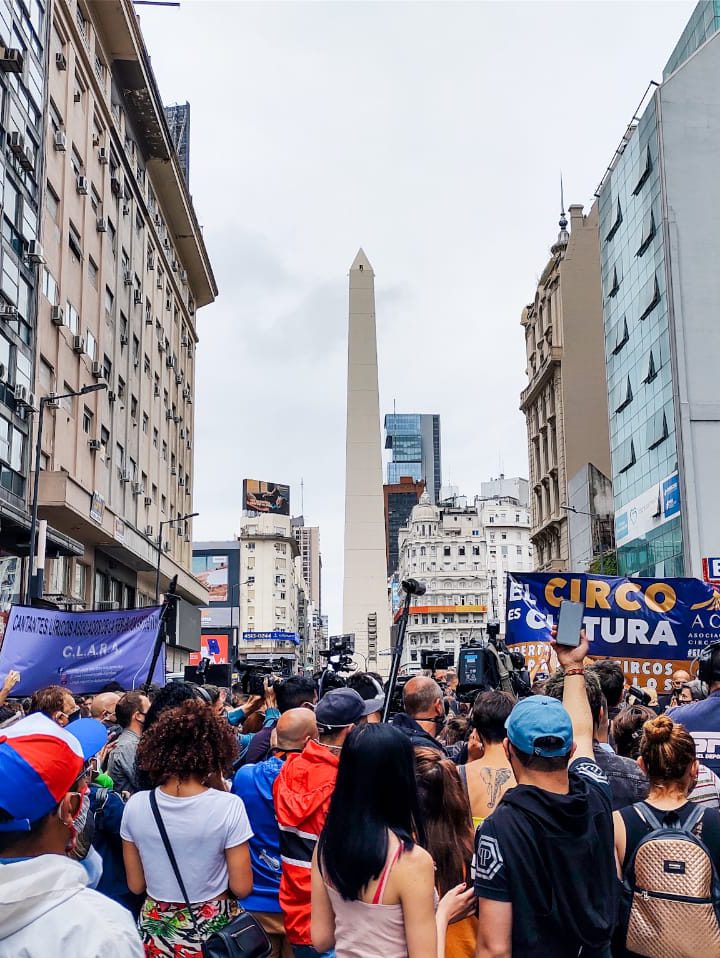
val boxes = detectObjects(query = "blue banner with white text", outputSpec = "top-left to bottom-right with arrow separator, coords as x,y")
505,573 -> 720,691
0,605 -> 164,695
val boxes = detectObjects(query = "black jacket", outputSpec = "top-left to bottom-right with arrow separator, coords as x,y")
390,712 -> 448,755
593,743 -> 649,810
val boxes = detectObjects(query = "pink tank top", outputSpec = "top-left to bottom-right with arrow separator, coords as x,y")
325,842 -> 407,958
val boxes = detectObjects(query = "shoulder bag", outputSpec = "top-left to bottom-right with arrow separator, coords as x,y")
149,789 -> 271,958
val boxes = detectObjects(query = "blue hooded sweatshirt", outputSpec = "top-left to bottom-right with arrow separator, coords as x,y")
232,755 -> 284,913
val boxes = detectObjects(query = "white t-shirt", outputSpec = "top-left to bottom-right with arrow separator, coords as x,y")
121,787 -> 253,903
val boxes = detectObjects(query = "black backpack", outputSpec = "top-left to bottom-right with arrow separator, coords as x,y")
621,803 -> 720,958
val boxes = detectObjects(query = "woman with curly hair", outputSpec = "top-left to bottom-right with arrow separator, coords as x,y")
121,700 -> 253,957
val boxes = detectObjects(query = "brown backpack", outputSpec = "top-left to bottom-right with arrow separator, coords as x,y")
622,803 -> 720,958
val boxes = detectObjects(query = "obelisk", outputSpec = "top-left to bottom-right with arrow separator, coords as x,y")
342,250 -> 391,673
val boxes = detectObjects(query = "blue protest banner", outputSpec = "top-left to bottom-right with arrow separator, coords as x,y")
506,573 -> 720,691
0,605 -> 165,695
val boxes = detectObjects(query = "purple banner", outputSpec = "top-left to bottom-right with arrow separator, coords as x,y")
0,605 -> 164,695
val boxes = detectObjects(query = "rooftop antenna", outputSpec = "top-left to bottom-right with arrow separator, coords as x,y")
300,477 -> 304,516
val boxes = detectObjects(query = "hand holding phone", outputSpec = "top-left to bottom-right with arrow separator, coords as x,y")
555,600 -> 585,648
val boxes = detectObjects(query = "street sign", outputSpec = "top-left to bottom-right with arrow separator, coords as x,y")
702,557 -> 720,585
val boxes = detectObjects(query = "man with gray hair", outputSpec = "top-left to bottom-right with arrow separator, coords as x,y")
390,675 -> 448,754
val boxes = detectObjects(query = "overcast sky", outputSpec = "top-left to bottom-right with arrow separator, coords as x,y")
139,0 -> 696,633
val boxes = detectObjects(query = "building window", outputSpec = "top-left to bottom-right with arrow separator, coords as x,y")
73,563 -> 87,600
142,413 -> 148,434
86,330 -> 97,362
612,316 -> 629,355
617,437 -> 636,473
66,302 -> 79,335
152,427 -> 158,448
613,376 -> 633,413
161,495 -> 166,514
88,257 -> 98,288
105,286 -> 114,314
68,222 -> 82,261
637,208 -> 656,257
643,347 -> 659,384
639,274 -> 660,321
47,183 -> 60,223
633,145 -> 653,196
443,546 -> 450,557
103,354 -> 112,382
606,262 -> 621,299
39,358 -> 54,392
647,409 -> 669,449
605,198 -> 623,243
130,395 -> 138,421
82,407 -> 93,434
161,441 -> 167,461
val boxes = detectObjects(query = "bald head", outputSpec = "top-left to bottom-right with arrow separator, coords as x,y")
403,676 -> 443,718
275,707 -> 317,752
91,692 -> 121,722
672,670 -> 691,688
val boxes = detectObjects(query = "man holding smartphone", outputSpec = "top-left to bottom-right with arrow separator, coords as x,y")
473,629 -> 616,958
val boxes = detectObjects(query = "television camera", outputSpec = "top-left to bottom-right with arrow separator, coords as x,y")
317,634 -> 356,697
235,657 -> 293,697
456,619 -> 531,701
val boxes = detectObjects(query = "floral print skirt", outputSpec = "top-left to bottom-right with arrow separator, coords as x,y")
139,895 -> 239,957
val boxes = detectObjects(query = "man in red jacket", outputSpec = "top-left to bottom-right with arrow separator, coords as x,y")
273,688 -> 373,958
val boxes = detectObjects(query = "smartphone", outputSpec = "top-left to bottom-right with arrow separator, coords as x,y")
556,600 -> 585,648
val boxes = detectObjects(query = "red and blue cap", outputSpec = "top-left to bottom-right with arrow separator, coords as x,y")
0,713 -> 107,832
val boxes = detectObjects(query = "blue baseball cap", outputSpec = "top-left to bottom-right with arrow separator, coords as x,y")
505,695 -> 573,758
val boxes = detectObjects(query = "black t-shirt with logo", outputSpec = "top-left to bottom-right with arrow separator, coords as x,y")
473,758 -> 616,958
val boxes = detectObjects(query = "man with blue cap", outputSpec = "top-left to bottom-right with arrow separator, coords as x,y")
473,630 -> 616,958
0,712 -> 143,957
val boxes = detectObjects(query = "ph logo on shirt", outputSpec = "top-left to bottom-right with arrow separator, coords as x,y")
475,835 -> 503,881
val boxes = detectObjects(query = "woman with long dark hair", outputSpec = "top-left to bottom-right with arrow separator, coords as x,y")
415,748 -> 477,957
311,723 -> 473,958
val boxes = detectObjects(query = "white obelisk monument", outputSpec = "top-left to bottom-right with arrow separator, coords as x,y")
342,249 -> 391,673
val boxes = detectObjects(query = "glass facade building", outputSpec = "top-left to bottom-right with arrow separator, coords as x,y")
664,0 -> 720,78
599,0 -> 720,578
384,412 -> 442,503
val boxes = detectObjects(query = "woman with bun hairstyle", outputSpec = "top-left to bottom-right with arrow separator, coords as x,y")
613,713 -> 720,956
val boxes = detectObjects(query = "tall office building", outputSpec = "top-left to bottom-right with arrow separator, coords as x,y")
384,413 -> 441,503
342,249 -> 391,672
598,0 -> 720,578
238,512 -> 302,665
291,516 -> 321,610
384,475 -> 425,577
0,0 -> 85,610
35,0 -> 216,613
520,202 -> 614,572
164,103 -> 190,184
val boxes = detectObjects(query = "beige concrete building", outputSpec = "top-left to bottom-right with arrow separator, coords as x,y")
520,202 -> 613,572
292,518 -> 321,611
35,0 -> 216,610
239,513 -> 302,663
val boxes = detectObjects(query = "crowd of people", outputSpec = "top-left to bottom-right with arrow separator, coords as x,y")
1,632 -> 720,958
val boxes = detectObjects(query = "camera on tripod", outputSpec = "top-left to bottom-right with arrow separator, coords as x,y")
318,633 -> 355,673
456,619 -> 530,701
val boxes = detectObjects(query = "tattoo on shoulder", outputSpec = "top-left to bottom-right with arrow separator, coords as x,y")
478,767 -> 512,809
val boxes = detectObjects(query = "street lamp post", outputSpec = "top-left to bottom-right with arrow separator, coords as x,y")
155,511 -> 198,603
26,383 -> 107,604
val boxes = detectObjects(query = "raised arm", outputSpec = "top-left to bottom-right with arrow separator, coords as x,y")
552,629 -> 594,759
